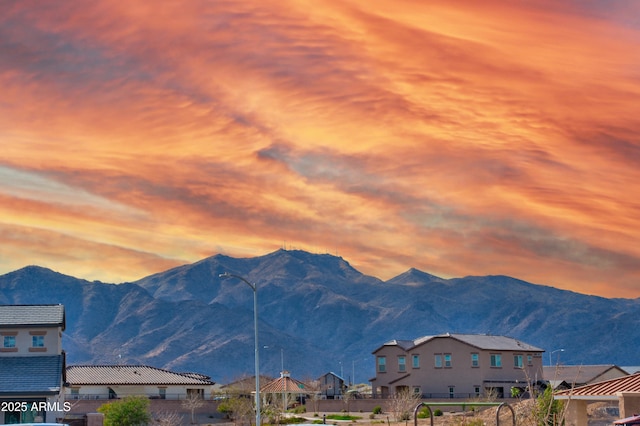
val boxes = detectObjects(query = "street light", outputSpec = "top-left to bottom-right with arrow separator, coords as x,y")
549,348 -> 565,366
220,272 -> 261,426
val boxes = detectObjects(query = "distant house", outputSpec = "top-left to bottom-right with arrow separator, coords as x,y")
218,374 -> 274,399
544,364 -> 629,390
65,365 -> 215,400
317,372 -> 345,399
0,304 -> 67,423
371,333 -> 545,399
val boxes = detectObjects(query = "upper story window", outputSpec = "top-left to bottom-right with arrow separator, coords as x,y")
398,356 -> 406,372
527,355 -> 533,366
3,336 -> 16,348
514,354 -> 523,368
32,335 -> 45,348
444,354 -> 452,368
434,354 -> 442,368
412,354 -> 420,369
471,353 -> 479,367
490,353 -> 502,368
377,356 -> 386,373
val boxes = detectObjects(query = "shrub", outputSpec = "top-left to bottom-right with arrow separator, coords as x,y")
97,395 -> 151,426
417,407 -> 431,418
292,405 -> 306,414
372,406 -> 382,415
434,409 -> 443,417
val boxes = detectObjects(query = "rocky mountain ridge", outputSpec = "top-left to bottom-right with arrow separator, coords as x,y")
1,249 -> 638,383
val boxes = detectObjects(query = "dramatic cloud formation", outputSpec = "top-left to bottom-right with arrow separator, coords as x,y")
1,0 -> 639,297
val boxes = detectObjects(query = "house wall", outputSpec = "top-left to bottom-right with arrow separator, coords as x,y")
373,337 -> 544,398
0,326 -> 62,356
66,384 -> 213,400
597,368 -> 630,383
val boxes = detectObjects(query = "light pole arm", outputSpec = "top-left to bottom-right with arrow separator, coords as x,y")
219,272 -> 256,292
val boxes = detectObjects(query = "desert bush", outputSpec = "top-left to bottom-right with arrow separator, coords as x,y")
97,395 -> 151,426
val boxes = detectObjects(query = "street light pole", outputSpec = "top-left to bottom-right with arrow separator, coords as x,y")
549,348 -> 565,366
220,273 -> 261,426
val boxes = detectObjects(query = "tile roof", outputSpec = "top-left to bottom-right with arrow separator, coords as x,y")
376,333 -> 543,353
0,304 -> 65,329
0,355 -> 64,395
66,365 -> 215,386
555,372 -> 640,399
260,373 -> 306,393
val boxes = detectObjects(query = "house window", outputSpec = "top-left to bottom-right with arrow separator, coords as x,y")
448,386 -> 455,399
434,354 -> 442,368
378,356 -> 386,373
471,353 -> 479,367
444,354 -> 452,368
413,386 -> 421,396
490,354 -> 502,367
514,355 -> 523,368
412,354 -> 420,369
527,355 -> 533,366
398,356 -> 406,372
474,386 -> 481,397
3,336 -> 15,348
71,388 -> 80,400
32,335 -> 45,348
158,387 -> 167,400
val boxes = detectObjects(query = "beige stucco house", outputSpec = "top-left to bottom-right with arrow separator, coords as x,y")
371,333 -> 545,399
65,365 -> 215,400
0,304 -> 67,424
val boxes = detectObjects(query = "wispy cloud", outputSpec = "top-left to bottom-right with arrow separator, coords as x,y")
1,0 -> 639,297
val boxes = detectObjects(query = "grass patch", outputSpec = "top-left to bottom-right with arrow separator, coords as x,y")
325,415 -> 362,421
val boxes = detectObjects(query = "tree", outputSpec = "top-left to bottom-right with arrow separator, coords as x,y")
218,396 -> 255,426
384,389 -> 421,422
97,395 -> 152,426
182,392 -> 205,424
534,386 -> 565,426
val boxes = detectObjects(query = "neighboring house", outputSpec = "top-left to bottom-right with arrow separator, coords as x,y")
65,365 -> 215,400
317,372 -> 345,399
544,364 -> 629,390
218,375 -> 274,399
555,371 -> 640,426
371,333 -> 545,399
0,304 -> 67,424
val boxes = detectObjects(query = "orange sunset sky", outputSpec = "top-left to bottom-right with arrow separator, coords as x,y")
1,1 -> 639,298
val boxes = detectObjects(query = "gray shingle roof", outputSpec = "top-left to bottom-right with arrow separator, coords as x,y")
447,333 -> 544,351
377,333 -> 544,353
0,304 -> 65,329
66,365 -> 215,386
0,355 -> 64,395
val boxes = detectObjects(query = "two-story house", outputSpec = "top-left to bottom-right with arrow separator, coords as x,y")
0,304 -> 67,424
371,333 -> 545,399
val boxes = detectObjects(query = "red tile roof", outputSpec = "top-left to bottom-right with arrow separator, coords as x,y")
555,372 -> 640,398
261,374 -> 306,393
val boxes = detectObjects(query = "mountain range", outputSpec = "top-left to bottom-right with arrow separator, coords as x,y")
1,249 -> 638,384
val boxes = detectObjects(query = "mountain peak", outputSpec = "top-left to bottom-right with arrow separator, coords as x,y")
387,268 -> 445,286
